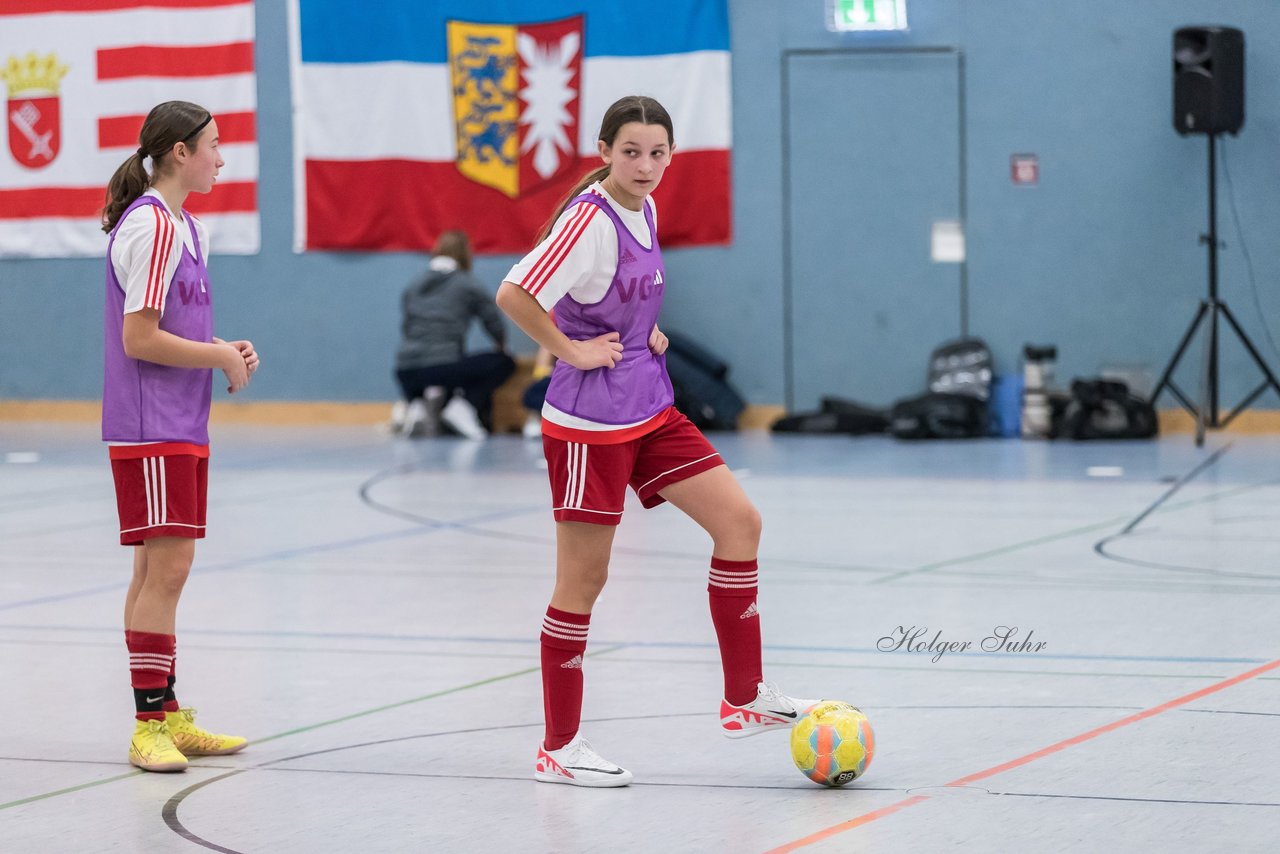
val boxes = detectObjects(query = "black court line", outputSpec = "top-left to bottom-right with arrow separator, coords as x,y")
1116,444 -> 1234,537
991,790 -> 1280,809
1094,443 -> 1280,578
358,461 -> 896,575
160,701 -> 1280,852
162,712 -> 697,853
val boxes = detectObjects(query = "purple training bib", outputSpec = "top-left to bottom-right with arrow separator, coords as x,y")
102,195 -> 213,444
544,194 -> 674,425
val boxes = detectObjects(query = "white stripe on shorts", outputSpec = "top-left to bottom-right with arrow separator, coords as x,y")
563,442 -> 589,510
157,457 -> 168,526
142,457 -> 154,528
575,444 -> 588,508
636,452 -> 721,494
119,522 -> 206,535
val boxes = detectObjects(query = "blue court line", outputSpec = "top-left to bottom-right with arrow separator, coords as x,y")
0,503 -> 540,613
0,622 -> 1266,666
0,583 -> 138,613
0,526 -> 425,612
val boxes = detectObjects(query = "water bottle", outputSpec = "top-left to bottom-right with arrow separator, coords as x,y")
1021,345 -> 1057,438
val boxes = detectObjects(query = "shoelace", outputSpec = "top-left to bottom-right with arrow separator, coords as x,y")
757,681 -> 791,711
566,737 -> 611,768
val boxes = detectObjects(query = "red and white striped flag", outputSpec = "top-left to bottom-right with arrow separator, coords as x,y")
0,0 -> 259,258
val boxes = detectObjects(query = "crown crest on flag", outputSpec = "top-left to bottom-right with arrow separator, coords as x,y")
3,52 -> 69,97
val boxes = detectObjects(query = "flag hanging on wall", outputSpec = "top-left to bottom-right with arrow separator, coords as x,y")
290,0 -> 731,254
0,0 -> 260,258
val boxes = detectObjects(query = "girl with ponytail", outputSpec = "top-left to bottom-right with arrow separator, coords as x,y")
101,101 -> 259,772
497,95 -> 825,788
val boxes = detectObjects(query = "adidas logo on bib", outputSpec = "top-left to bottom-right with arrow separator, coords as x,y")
618,246 -> 637,265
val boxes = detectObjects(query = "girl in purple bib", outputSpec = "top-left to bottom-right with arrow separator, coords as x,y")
498,96 -> 825,787
101,101 -> 258,772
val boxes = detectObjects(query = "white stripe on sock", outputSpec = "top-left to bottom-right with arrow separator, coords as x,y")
543,616 -> 590,632
542,626 -> 590,642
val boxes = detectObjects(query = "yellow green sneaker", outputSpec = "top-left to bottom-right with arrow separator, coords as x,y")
165,708 -> 248,756
129,719 -> 188,772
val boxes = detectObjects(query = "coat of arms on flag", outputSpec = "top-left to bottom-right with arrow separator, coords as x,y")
293,0 -> 732,254
448,16 -> 583,199
4,53 -> 68,171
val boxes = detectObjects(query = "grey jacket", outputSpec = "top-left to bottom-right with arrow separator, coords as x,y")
395,267 -> 506,370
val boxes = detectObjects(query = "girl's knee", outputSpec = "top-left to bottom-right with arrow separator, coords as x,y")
141,542 -> 194,596
730,501 -> 762,544
559,563 -> 608,599
145,564 -> 190,597
579,565 -> 609,599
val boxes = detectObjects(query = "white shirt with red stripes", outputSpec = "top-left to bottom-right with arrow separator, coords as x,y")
110,188 -> 208,317
505,183 -> 657,311
505,183 -> 667,439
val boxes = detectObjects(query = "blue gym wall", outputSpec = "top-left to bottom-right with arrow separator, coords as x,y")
1,0 -> 1277,410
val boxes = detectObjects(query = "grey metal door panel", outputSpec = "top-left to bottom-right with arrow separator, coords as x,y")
785,50 -> 963,410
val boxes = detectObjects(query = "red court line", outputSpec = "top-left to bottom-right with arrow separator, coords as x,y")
764,656 -> 1280,853
98,111 -> 256,149
97,42 -> 253,80
0,0 -> 245,11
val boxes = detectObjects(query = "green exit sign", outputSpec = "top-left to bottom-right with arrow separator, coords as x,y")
831,0 -> 908,31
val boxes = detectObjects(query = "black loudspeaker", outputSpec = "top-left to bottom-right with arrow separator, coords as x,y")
1173,26 -> 1244,135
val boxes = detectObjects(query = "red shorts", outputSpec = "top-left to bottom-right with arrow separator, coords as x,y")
109,446 -> 208,545
543,410 -> 724,525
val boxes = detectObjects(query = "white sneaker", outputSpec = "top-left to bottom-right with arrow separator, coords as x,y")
402,399 -> 429,437
522,414 -> 542,440
388,400 -> 407,434
534,734 -> 632,787
441,396 -> 487,440
720,681 -> 822,739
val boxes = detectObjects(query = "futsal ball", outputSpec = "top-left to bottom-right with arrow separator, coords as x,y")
790,701 -> 875,787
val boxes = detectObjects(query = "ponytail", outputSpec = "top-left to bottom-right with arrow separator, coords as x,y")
532,95 -> 673,247
534,165 -> 611,245
101,151 -> 150,233
99,100 -> 212,233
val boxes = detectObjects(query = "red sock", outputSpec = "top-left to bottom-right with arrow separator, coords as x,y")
163,640 -> 180,713
708,556 -> 763,706
126,630 -> 174,722
540,606 -> 589,751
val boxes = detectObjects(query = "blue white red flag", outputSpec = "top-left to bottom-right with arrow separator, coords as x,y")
290,0 -> 731,253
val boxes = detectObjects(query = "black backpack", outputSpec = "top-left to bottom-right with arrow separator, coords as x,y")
665,331 -> 746,431
1053,379 -> 1158,440
771,396 -> 889,435
926,337 -> 994,401
889,338 -> 993,439
889,392 -> 988,440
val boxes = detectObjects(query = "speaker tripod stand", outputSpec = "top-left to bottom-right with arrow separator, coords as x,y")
1149,132 -> 1280,446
